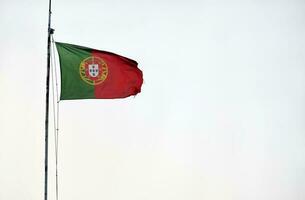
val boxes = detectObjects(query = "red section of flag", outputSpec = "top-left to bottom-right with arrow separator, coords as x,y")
92,50 -> 143,99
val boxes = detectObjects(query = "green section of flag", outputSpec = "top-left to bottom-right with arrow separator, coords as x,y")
55,42 -> 94,100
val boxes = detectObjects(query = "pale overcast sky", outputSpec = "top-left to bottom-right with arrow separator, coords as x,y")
1,0 -> 305,200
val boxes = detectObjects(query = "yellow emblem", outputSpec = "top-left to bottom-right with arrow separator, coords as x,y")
79,56 -> 108,85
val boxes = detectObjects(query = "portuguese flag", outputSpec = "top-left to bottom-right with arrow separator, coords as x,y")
55,42 -> 143,100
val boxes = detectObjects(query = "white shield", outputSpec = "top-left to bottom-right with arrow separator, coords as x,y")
88,64 -> 99,77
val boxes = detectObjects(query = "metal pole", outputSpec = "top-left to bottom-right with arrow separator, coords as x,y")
45,0 -> 53,199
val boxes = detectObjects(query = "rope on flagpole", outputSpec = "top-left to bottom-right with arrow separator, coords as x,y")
50,35 -> 60,200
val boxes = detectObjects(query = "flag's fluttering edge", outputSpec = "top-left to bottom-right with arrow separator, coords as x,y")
55,42 -> 143,100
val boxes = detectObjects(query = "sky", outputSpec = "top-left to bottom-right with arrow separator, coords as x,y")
1,0 -> 305,199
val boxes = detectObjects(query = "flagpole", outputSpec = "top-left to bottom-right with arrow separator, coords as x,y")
45,0 -> 54,199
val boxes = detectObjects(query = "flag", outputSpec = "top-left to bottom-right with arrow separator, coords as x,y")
55,42 -> 143,100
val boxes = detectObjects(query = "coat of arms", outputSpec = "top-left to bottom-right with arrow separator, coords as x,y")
79,56 -> 108,85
